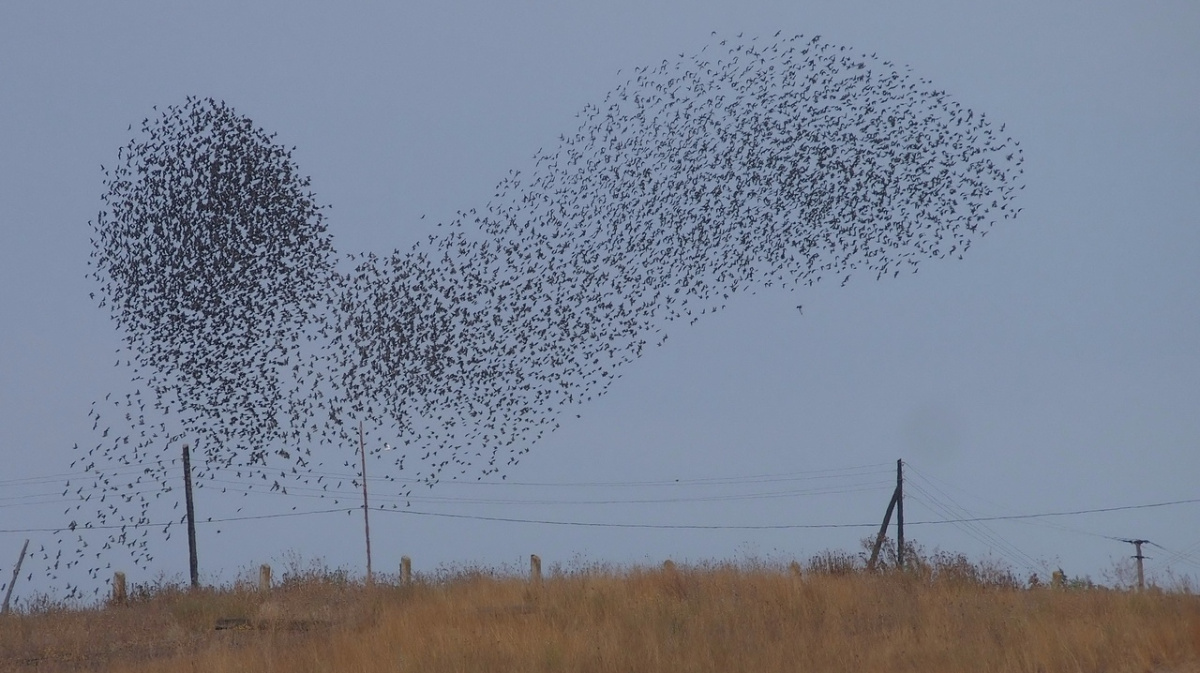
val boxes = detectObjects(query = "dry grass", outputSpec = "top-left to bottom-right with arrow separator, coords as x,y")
3,556 -> 1200,673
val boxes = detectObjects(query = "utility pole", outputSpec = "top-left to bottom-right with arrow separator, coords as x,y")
1122,539 -> 1149,591
896,459 -> 905,571
1,539 -> 29,615
867,490 -> 897,571
359,421 -> 373,585
182,443 -> 199,589
867,459 -> 905,572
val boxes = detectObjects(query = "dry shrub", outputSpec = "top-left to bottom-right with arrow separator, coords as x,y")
806,549 -> 860,576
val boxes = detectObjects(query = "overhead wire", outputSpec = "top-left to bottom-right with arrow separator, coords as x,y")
0,507 -> 359,534
201,475 -> 894,507
906,498 -> 1200,525
1150,539 -> 1200,571
3,461 -> 1197,574
377,507 -> 882,530
905,484 -> 1041,574
902,463 -> 1121,543
296,461 -> 896,488
901,466 -> 1043,573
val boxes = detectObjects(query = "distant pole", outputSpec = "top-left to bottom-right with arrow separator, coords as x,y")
896,459 -> 905,571
1124,539 -> 1149,591
1134,540 -> 1145,590
360,421 -> 373,585
1,539 -> 29,615
182,443 -> 199,589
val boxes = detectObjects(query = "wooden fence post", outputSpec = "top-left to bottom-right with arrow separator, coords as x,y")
530,554 -> 542,586
112,571 -> 127,606
400,556 -> 412,587
259,564 -> 272,593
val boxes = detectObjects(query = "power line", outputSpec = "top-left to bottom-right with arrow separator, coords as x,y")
902,463 -> 1118,542
1155,539 -> 1200,570
0,461 -> 897,511
0,507 -> 879,534
377,508 -> 882,530
905,497 -> 1200,525
0,507 -> 357,534
904,482 -> 1041,573
0,461 -> 170,487
5,488 -> 1199,530
202,476 -> 894,506
296,461 -> 896,488
5,461 -> 1198,550
902,466 -> 1044,571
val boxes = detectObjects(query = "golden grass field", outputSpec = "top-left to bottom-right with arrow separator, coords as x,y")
3,550 -> 1199,672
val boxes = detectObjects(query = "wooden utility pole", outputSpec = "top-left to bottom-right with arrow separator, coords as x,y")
182,443 -> 199,589
867,489 -> 898,571
896,459 -> 905,571
360,421 -> 373,585
1,539 -> 29,615
1123,539 -> 1149,591
867,459 -> 904,572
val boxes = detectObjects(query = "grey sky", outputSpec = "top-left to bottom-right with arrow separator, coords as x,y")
1,2 -> 1197,599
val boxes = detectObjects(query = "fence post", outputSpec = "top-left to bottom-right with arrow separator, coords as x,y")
530,554 -> 542,586
400,556 -> 412,587
259,564 -> 272,593
112,571 -> 127,606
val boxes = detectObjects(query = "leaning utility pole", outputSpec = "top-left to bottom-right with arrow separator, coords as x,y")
867,459 -> 905,571
867,490 -> 897,571
182,443 -> 199,589
1,539 -> 29,615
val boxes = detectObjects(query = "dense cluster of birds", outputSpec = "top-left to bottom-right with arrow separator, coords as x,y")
52,33 -> 1022,596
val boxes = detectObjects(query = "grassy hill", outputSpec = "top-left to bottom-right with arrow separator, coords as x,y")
3,550 -> 1199,672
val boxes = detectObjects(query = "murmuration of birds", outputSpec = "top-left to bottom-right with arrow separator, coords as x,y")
53,33 -> 1023,597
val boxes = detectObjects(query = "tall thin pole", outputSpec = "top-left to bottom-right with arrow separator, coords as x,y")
182,443 -> 199,588
1,539 -> 29,615
1124,539 -> 1149,591
360,421 -> 373,585
896,459 -> 905,571
1134,540 -> 1145,591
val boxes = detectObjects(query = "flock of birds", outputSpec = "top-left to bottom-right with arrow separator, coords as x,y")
43,33 -> 1023,597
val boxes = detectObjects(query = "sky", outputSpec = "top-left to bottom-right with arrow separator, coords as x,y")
1,2 -> 1198,602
